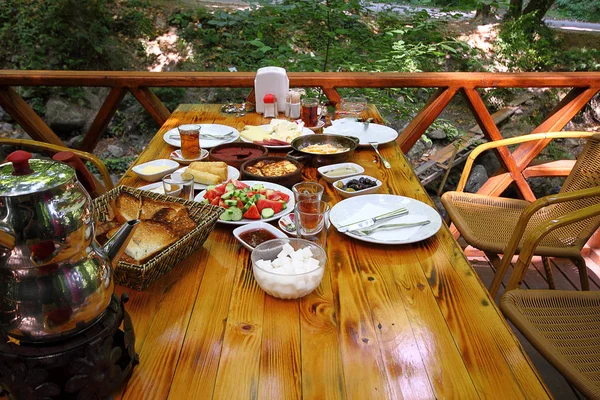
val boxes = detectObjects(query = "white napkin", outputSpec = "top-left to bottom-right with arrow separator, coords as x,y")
338,204 -> 428,241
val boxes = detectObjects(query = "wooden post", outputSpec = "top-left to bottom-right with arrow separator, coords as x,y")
129,87 -> 171,126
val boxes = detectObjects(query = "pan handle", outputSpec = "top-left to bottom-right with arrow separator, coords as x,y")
346,136 -> 360,146
286,150 -> 311,164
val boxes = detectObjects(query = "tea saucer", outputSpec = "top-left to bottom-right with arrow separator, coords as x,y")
278,214 -> 296,236
170,149 -> 209,164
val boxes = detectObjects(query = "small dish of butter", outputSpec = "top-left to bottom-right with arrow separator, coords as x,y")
317,162 -> 365,184
132,159 -> 179,182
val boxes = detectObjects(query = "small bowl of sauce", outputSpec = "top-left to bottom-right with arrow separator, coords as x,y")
233,222 -> 289,251
210,143 -> 268,170
132,159 -> 180,182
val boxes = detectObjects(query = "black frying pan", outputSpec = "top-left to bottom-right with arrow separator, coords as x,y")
288,135 -> 360,166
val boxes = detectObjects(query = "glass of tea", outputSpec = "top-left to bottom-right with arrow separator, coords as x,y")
162,172 -> 194,200
292,181 -> 324,203
340,97 -> 367,119
177,124 -> 201,159
301,98 -> 319,127
294,200 -> 330,249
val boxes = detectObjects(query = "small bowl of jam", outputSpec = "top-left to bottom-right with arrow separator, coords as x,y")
233,222 -> 289,251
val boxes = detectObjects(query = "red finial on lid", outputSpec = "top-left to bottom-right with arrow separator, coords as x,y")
6,150 -> 33,176
263,93 -> 276,103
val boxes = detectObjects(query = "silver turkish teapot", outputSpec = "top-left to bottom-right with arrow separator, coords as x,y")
0,151 -> 138,342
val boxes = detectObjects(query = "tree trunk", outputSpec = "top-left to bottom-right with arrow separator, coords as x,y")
475,4 -> 492,21
504,0 -> 523,21
522,0 -> 556,21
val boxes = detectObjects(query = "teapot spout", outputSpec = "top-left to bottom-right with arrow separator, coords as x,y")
102,220 -> 139,266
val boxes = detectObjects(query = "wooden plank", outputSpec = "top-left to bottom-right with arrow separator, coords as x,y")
522,160 -> 576,178
80,87 -> 127,152
461,88 -> 536,201
468,106 -> 517,134
0,86 -> 64,146
398,87 -> 458,153
1,70 -> 600,89
322,87 -> 342,103
130,87 -> 171,126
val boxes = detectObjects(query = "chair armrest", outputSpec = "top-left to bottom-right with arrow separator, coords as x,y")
0,138 -> 113,190
505,198 -> 600,291
455,131 -> 596,192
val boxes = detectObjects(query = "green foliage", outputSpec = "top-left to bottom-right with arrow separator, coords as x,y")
102,156 -> 137,175
554,0 -> 600,22
0,0 -> 156,70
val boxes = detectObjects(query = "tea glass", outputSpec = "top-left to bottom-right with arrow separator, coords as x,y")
340,96 -> 367,119
177,124 -> 201,159
162,172 -> 194,200
292,182 -> 324,203
294,200 -> 330,249
301,98 -> 319,127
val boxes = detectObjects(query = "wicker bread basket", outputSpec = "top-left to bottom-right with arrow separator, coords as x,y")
93,185 -> 222,290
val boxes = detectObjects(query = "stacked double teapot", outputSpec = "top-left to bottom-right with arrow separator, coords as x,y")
0,150 -> 138,342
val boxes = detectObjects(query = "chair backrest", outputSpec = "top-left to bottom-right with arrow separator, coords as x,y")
549,134 -> 600,248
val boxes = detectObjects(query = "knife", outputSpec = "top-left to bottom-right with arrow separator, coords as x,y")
337,207 -> 407,233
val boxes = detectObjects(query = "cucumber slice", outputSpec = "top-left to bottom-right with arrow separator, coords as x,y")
224,199 -> 238,206
200,199 -> 209,205
251,184 -> 264,191
221,191 -> 234,200
281,201 -> 287,210
261,208 -> 275,218
241,202 -> 252,213
220,209 -> 234,221
206,185 -> 216,192
228,207 -> 243,221
226,183 -> 236,192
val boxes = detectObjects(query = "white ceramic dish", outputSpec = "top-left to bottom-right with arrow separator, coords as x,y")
194,180 -> 295,225
317,162 -> 365,184
175,165 -> 240,190
132,159 -> 179,182
239,124 -> 314,149
170,149 -> 209,164
137,182 -> 164,194
163,124 -> 240,148
333,175 -> 382,199
278,214 -> 296,236
250,238 -> 326,299
323,119 -> 399,146
329,194 -> 443,245
233,222 -> 288,251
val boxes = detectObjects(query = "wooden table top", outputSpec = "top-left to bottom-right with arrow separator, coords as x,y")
115,104 -> 551,399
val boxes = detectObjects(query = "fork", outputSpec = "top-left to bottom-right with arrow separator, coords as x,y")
369,141 -> 391,169
352,220 -> 430,236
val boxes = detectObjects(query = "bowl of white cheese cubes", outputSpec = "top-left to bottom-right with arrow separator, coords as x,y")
251,238 -> 326,299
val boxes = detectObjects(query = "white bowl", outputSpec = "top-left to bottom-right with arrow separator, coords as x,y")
233,222 -> 288,252
317,162 -> 364,184
132,159 -> 180,182
333,174 -> 382,198
251,238 -> 326,299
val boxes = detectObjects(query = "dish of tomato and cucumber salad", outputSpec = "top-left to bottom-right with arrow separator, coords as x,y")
194,179 -> 295,225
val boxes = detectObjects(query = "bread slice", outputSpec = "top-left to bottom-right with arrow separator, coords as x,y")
140,197 -> 185,220
114,192 -> 142,223
108,220 -> 178,264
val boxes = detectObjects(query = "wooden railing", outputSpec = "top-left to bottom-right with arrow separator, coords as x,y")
1,70 -> 599,201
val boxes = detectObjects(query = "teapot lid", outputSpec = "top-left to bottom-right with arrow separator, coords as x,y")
0,151 -> 75,197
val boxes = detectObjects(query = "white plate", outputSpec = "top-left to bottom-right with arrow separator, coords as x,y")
170,149 -> 209,164
323,120 -> 398,146
138,182 -> 165,194
194,180 -> 295,225
163,124 -> 240,148
329,194 -> 442,245
239,125 -> 314,149
175,165 -> 240,190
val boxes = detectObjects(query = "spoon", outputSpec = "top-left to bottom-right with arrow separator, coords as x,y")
353,220 -> 430,236
369,141 -> 391,169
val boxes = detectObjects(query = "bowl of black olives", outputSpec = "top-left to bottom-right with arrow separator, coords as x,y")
333,175 -> 382,198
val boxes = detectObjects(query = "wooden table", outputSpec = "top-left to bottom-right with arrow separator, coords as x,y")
115,104 -> 551,399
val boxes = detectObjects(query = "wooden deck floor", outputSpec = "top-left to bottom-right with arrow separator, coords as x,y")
467,247 -> 600,399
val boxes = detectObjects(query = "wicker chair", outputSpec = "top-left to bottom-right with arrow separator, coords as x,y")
501,290 -> 600,399
441,132 -> 600,296
0,138 -> 113,197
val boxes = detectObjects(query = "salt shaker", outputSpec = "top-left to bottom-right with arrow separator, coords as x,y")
264,94 -> 277,118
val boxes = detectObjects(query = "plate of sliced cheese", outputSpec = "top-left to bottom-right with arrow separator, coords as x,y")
239,119 -> 313,149
175,161 -> 240,190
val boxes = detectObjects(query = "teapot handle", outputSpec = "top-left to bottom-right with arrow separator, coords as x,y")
0,223 -> 15,251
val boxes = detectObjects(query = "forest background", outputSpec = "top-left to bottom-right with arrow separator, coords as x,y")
0,0 -> 599,195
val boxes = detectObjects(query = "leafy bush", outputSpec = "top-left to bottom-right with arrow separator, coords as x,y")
554,0 -> 600,23
0,0 -> 156,70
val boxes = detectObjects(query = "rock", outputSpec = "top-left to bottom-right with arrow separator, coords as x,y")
45,97 -> 94,134
563,138 -> 581,148
155,15 -> 167,30
0,106 -> 10,123
478,150 -> 501,177
426,129 -> 447,140
528,177 -> 563,198
464,164 -> 488,193
589,96 -> 600,123
107,144 -> 125,158
0,122 -> 14,134
525,100 -> 535,106
407,140 -> 428,162
65,134 -> 84,148
514,108 -> 524,116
